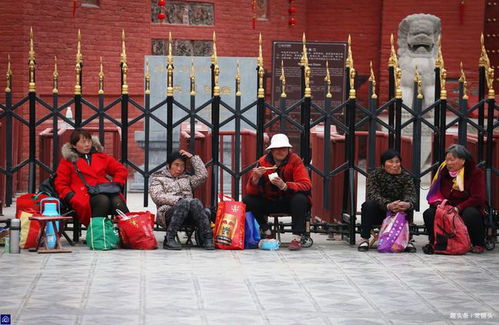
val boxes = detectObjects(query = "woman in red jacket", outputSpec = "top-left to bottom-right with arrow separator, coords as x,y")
243,134 -> 312,250
423,144 -> 486,254
54,129 -> 129,226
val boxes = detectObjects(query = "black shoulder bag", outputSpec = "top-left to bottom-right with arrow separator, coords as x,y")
73,162 -> 121,196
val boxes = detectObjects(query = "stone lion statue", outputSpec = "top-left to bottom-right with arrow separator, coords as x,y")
398,13 -> 441,109
397,13 -> 441,166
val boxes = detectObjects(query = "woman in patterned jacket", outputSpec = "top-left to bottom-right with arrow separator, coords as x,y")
149,150 -> 214,250
357,149 -> 417,252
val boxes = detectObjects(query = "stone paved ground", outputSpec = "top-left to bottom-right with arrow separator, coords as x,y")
1,192 -> 498,325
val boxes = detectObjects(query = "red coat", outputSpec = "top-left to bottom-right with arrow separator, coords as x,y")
438,163 -> 486,212
245,152 -> 312,204
54,140 -> 127,226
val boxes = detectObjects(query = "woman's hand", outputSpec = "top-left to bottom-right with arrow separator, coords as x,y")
387,200 -> 411,212
179,150 -> 193,159
251,167 -> 267,184
270,176 -> 287,191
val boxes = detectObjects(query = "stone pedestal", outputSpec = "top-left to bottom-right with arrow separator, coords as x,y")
129,130 -> 179,192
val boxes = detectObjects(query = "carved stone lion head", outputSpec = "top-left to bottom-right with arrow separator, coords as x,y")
398,14 -> 441,58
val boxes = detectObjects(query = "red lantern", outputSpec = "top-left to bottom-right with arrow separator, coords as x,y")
158,0 -> 166,6
288,0 -> 296,26
158,12 -> 166,20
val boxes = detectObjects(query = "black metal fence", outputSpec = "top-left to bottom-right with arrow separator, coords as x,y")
0,31 -> 497,244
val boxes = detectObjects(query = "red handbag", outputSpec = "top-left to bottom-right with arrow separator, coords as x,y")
433,200 -> 471,255
16,193 -> 48,216
116,210 -> 158,250
214,200 -> 246,250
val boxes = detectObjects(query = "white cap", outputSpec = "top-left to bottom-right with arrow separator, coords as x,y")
266,134 -> 292,150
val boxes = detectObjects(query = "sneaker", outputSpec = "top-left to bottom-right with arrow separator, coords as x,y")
288,239 -> 302,251
405,240 -> 417,253
357,240 -> 369,252
422,243 -> 434,255
471,245 -> 485,254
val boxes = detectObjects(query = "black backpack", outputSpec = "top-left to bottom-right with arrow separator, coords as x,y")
39,173 -> 70,213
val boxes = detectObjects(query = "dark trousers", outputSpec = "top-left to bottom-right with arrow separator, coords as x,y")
360,200 -> 414,240
360,200 -> 386,239
167,198 -> 212,239
242,193 -> 309,235
90,194 -> 128,217
423,206 -> 485,246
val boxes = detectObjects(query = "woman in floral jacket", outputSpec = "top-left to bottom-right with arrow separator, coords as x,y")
358,149 -> 417,252
149,150 -> 214,250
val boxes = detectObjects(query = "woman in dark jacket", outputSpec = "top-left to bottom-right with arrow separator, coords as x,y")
358,149 -> 417,252
423,144 -> 486,254
54,129 -> 129,226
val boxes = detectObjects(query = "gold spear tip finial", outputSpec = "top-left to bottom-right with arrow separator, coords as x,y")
257,33 -> 263,67
388,33 -> 399,67
30,27 -> 34,49
414,65 -> 419,81
301,33 -> 309,67
280,60 -> 285,80
459,61 -> 465,81
435,35 -> 444,69
369,61 -> 374,81
346,34 -> 353,68
479,32 -> 490,67
29,27 -> 35,59
211,31 -> 218,64
258,33 -> 262,54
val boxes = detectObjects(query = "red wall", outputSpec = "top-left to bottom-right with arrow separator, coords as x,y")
0,0 -> 487,191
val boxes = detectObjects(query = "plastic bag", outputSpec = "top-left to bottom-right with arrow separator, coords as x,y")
244,211 -> 260,249
258,239 -> 280,251
116,210 -> 157,250
377,211 -> 409,253
214,200 -> 246,250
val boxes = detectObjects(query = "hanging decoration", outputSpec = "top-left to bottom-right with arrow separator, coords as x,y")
157,0 -> 166,21
73,0 -> 78,17
252,0 -> 256,30
288,0 -> 296,26
459,0 -> 465,25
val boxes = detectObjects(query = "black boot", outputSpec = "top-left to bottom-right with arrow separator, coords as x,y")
201,232 -> 215,250
163,231 -> 181,250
